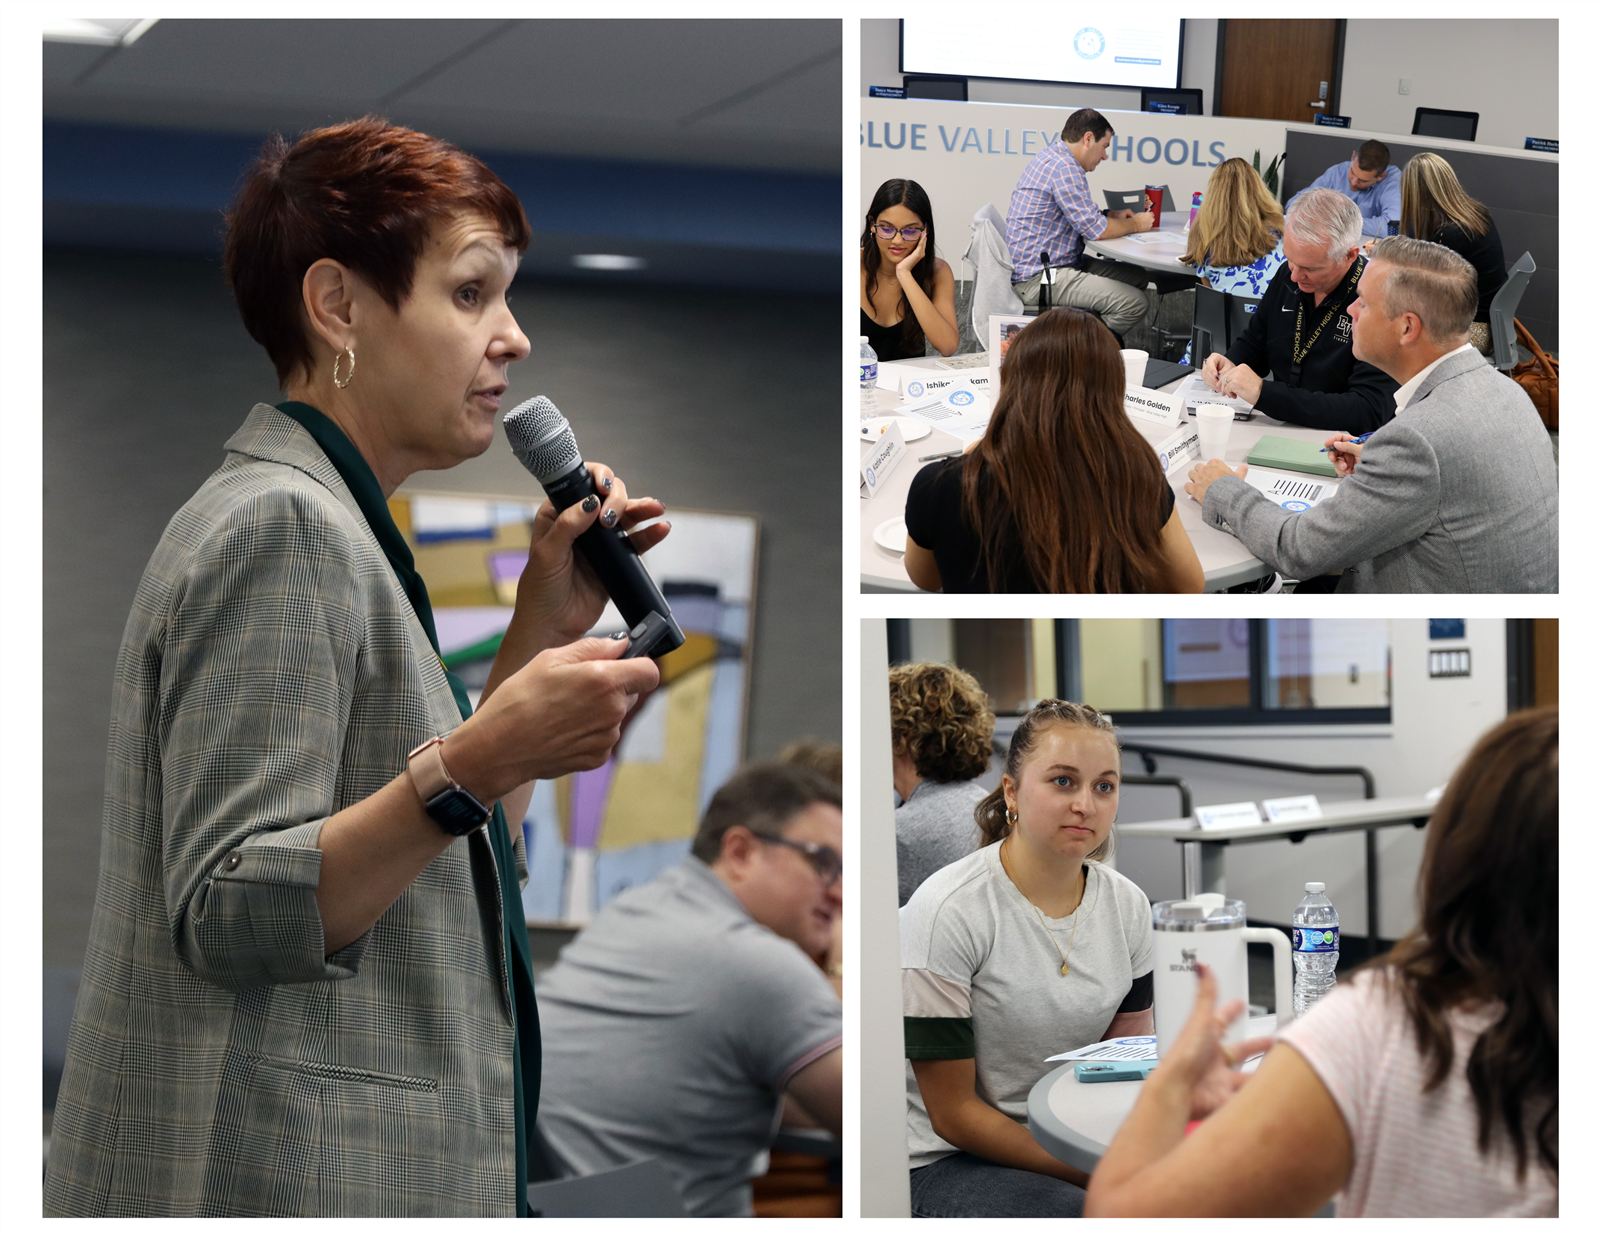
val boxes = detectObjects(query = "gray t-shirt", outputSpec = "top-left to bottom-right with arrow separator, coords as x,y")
900,843 -> 1153,1168
536,857 -> 842,1216
896,778 -> 986,906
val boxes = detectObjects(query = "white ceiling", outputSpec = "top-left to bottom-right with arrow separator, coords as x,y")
43,18 -> 843,173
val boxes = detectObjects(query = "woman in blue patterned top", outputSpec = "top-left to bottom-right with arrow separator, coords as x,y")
1178,159 -> 1287,363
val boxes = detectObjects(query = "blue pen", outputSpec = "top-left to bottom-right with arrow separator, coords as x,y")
1322,431 -> 1376,453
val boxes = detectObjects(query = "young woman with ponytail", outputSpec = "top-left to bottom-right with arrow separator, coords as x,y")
899,701 -> 1155,1217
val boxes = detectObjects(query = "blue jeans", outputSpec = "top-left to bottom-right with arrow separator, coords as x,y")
909,1151 -> 1086,1218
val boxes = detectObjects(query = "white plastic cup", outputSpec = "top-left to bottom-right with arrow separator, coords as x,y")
1119,348 -> 1149,391
1195,403 -> 1234,460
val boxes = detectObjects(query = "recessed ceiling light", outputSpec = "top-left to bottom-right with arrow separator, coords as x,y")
571,254 -> 647,271
43,18 -> 159,45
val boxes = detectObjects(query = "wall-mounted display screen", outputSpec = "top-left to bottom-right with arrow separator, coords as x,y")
901,18 -> 1183,91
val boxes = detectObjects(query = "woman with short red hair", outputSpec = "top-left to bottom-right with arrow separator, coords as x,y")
44,118 -> 667,1217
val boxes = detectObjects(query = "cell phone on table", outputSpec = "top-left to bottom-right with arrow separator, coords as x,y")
1074,1059 -> 1159,1083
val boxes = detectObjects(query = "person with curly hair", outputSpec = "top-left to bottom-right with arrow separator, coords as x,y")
889,663 -> 996,906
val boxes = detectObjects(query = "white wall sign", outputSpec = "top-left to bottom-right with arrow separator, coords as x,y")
862,99 -> 1290,259
1124,384 -> 1182,429
1262,795 -> 1323,824
1194,801 -> 1263,831
860,420 -> 907,499
1151,423 -> 1201,477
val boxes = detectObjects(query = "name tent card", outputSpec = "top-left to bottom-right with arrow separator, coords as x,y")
1152,423 -> 1201,476
859,420 -> 907,499
1193,801 -> 1263,831
1123,384 -> 1183,429
1263,795 -> 1323,824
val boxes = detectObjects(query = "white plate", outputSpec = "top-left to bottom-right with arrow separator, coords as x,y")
873,517 -> 908,553
858,415 -> 931,443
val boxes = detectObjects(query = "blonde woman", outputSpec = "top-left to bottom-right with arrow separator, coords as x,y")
1399,153 -> 1506,355
1178,159 -> 1286,361
900,701 -> 1153,1217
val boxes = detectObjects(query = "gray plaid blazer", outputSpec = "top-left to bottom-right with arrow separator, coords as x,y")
44,405 -> 529,1216
1202,349 -> 1558,592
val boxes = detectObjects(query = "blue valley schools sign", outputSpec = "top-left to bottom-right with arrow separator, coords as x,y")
862,122 -> 1227,168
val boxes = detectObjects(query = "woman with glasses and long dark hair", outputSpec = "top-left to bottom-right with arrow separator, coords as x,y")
1087,705 -> 1557,1217
903,308 -> 1204,593
860,178 -> 959,359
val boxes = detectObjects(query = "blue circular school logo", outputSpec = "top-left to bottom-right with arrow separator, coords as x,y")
865,466 -> 877,487
1073,28 -> 1105,60
950,389 -> 974,407
907,380 -> 925,398
1281,500 -> 1310,512
1158,451 -> 1169,471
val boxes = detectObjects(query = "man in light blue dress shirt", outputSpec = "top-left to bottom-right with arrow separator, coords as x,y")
1289,138 -> 1402,237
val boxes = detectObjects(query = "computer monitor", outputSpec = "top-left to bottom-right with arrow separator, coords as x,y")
1412,108 -> 1478,142
1141,87 -> 1202,116
904,74 -> 967,101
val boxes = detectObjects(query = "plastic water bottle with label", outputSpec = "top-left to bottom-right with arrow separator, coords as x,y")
859,335 -> 878,418
1292,882 -> 1339,1015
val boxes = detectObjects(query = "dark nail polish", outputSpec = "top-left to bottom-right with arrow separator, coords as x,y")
581,495 -> 599,514
601,508 -> 619,528
603,477 -> 614,492
610,630 -> 628,640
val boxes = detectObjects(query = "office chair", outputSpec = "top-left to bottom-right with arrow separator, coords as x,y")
1488,251 -> 1537,370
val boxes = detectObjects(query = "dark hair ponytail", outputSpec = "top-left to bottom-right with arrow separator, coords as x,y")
976,700 -> 1120,859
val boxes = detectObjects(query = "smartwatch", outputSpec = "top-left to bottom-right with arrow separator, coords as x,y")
407,736 -> 490,836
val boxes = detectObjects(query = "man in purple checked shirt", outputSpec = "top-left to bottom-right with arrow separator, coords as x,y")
1005,108 -> 1156,341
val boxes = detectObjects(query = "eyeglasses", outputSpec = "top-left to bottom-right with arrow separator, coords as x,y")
754,833 -> 843,886
873,222 -> 926,242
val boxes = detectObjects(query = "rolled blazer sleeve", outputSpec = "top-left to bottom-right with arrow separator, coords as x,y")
1201,422 -> 1440,579
160,485 -> 372,989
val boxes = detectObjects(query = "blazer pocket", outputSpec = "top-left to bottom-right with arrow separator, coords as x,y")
203,1052 -> 445,1216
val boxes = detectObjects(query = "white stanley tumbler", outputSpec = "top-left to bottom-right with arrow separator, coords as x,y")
1150,894 -> 1292,1058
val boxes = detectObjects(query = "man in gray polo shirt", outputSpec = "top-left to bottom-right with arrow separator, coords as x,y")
536,763 -> 843,1216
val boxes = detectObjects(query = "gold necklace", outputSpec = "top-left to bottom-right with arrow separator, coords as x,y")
1003,832 -> 1090,977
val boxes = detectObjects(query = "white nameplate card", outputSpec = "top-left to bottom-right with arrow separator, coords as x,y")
1243,471 -> 1332,512
859,420 -> 907,499
1123,384 -> 1183,429
1152,423 -> 1201,476
891,369 -> 977,403
1045,1035 -> 1159,1063
1263,795 -> 1323,824
1194,801 -> 1263,830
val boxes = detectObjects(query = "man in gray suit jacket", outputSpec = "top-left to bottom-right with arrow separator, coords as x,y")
1184,236 -> 1557,592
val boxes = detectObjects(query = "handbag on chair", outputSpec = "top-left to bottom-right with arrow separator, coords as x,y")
1511,319 -> 1558,431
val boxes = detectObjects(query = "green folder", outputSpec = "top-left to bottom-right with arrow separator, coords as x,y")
1246,434 -> 1339,478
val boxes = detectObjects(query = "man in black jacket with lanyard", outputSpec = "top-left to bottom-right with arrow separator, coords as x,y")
1200,188 -> 1399,433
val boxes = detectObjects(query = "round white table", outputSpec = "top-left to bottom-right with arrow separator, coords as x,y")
1083,208 -> 1196,275
1026,1014 -> 1277,1173
859,357 -> 1344,593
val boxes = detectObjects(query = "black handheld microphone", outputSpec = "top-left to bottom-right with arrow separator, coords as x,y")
1040,250 -> 1052,311
503,396 -> 685,660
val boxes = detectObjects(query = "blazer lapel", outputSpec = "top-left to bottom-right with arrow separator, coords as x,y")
1409,348 -> 1487,407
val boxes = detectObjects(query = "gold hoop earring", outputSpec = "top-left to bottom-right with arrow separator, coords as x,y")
333,345 -> 356,389
1006,808 -> 1018,826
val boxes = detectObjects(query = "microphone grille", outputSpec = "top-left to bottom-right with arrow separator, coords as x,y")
504,395 -> 581,482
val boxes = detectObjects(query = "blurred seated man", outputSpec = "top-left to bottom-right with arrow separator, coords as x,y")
1288,138 -> 1402,237
1185,237 -> 1557,593
1201,189 -> 1399,433
536,763 -> 843,1216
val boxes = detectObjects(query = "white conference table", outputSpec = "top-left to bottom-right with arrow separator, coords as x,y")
1027,1014 -> 1275,1174
1084,207 -> 1195,275
859,355 -> 1344,593
1119,794 -> 1436,959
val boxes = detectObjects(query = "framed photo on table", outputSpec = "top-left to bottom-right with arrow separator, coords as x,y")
988,313 -> 1030,369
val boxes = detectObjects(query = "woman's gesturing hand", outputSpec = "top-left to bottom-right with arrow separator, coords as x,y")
896,231 -> 928,278
513,462 -> 670,646
446,635 -> 661,802
1152,963 -> 1275,1120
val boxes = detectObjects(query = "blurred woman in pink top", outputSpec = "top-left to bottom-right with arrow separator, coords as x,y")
1086,706 -> 1557,1217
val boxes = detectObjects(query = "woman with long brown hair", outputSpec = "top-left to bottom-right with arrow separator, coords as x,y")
1399,152 -> 1507,354
901,700 -> 1155,1217
860,178 -> 959,359
1088,705 -> 1557,1216
903,308 -> 1203,592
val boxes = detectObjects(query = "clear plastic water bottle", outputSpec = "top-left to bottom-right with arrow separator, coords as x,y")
1292,882 -> 1339,1016
859,335 -> 878,418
